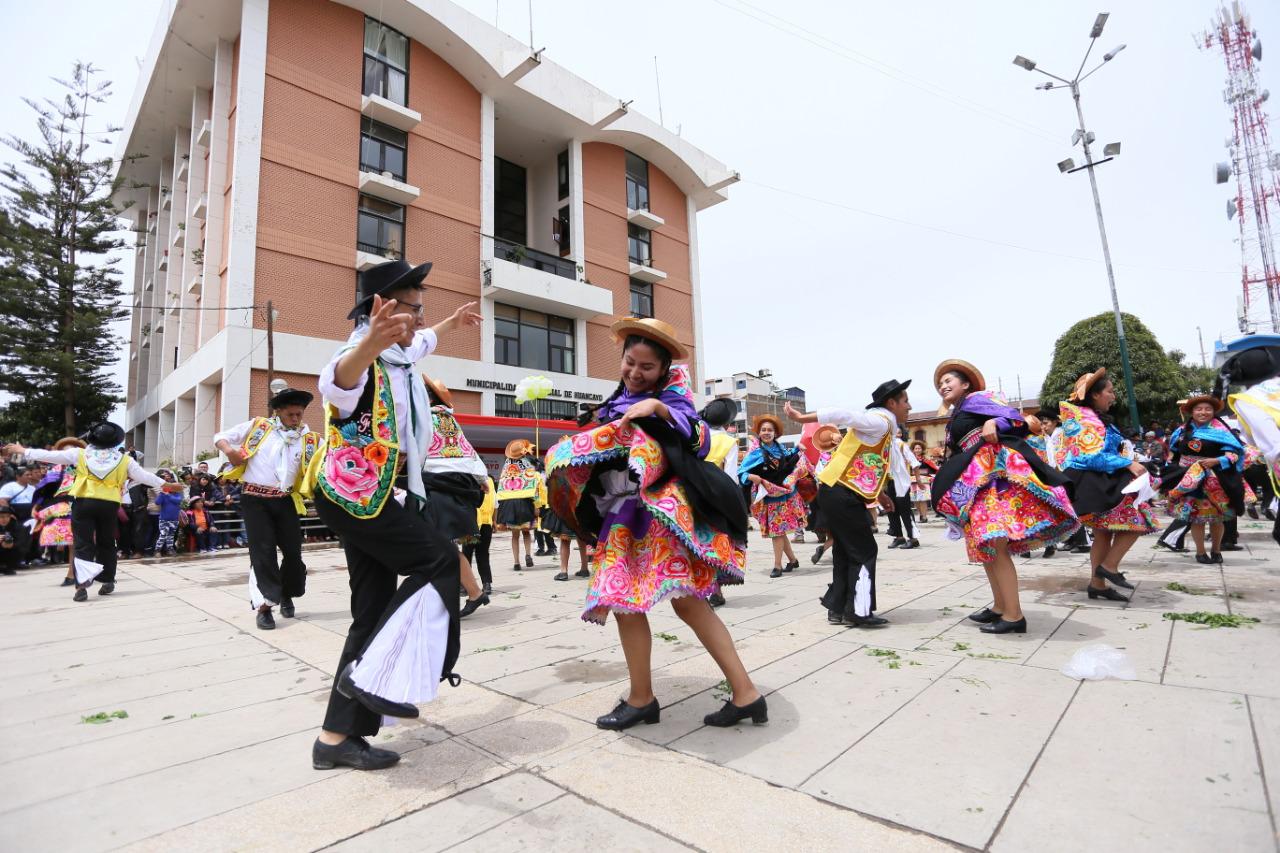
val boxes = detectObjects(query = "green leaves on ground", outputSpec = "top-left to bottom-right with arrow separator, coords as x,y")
80,710 -> 128,724
474,645 -> 512,653
952,642 -> 971,651
1163,611 -> 1260,629
653,632 -> 679,643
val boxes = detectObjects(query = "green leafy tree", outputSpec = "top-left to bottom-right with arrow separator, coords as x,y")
0,63 -> 131,445
1040,313 -> 1202,428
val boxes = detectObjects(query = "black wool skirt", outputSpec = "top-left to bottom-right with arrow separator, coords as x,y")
495,497 -> 535,529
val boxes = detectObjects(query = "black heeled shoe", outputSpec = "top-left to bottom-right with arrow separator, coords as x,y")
596,698 -> 660,730
967,607 -> 1002,624
575,568 -> 590,578
1210,551 -> 1224,564
1195,553 -> 1212,565
769,567 -> 783,579
512,562 -> 522,572
1094,565 -> 1134,590
524,555 -> 534,568
980,617 -> 1027,634
811,545 -> 826,564
704,694 -> 768,727
553,572 -> 569,581
1087,585 -> 1128,601
783,560 -> 798,572
337,661 -> 419,718
460,593 -> 489,617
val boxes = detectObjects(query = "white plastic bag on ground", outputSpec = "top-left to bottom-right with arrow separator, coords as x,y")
1060,644 -> 1137,681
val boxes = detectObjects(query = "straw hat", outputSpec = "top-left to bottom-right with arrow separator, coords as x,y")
813,425 -> 842,453
1069,367 -> 1107,403
751,413 -> 785,437
505,439 -> 534,460
933,359 -> 986,393
422,373 -> 453,408
52,437 -> 86,450
1180,394 -> 1222,414
610,316 -> 688,360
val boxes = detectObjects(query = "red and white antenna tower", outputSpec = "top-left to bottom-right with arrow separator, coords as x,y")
1201,1 -> 1280,332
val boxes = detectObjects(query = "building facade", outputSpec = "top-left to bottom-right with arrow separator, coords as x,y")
702,370 -> 805,447
905,397 -> 1042,452
114,0 -> 736,465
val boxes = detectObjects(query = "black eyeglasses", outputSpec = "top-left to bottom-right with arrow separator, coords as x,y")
389,298 -> 425,319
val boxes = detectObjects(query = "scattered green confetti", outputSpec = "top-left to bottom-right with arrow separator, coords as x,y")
190,712 -> 207,719
908,660 -> 923,666
1131,623 -> 1150,630
866,648 -> 900,659
951,642 -> 971,651
507,593 -> 521,600
968,652 -> 1018,660
1163,611 -> 1260,629
712,679 -> 731,701
161,715 -> 175,720
653,632 -> 679,643
886,660 -> 901,669
953,676 -> 991,690
1165,582 -> 1193,593
474,645 -> 512,653
80,710 -> 128,725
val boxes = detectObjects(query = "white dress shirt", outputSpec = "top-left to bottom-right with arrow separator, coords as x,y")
214,419 -> 310,490
318,328 -> 437,454
1233,384 -> 1280,466
816,406 -> 907,492
23,448 -> 167,489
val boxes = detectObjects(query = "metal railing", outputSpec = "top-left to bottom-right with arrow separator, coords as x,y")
493,236 -> 575,280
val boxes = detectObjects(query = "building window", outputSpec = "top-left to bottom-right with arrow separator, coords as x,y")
735,379 -> 747,390
557,149 -> 570,200
494,303 -> 576,373
363,18 -> 408,105
494,157 -> 527,244
357,194 -> 404,258
555,205 -> 571,257
625,150 -> 649,211
359,118 -> 407,181
627,223 -> 651,266
629,278 -> 653,318
495,394 -> 579,421
704,383 -> 713,395
913,428 -> 926,442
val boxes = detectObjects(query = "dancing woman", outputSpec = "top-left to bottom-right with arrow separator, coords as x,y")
739,414 -> 810,578
545,317 -> 765,730
1160,394 -> 1244,564
931,360 -> 1077,634
1057,368 -> 1158,601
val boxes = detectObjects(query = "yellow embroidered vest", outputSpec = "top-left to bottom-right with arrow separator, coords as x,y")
305,360 -> 399,519
817,413 -> 895,500
223,417 -> 320,513
1230,380 -> 1280,491
707,432 -> 737,468
67,449 -> 130,502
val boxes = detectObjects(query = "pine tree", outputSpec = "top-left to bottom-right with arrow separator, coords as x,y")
0,62 -> 131,446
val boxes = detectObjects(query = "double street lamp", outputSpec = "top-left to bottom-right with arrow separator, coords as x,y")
1014,12 -> 1142,430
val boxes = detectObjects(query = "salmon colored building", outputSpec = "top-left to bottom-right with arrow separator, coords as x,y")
114,0 -> 737,468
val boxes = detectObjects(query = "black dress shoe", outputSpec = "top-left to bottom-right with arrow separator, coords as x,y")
73,587 -> 87,602
845,613 -> 889,628
1220,543 -> 1241,551
98,582 -> 115,596
312,736 -> 400,771
257,608 -> 276,630
902,539 -> 920,549
337,661 -> 419,719
827,611 -> 843,625
1247,507 -> 1260,519
524,555 -> 534,567
280,598 -> 295,618
769,567 -> 783,579
704,694 -> 768,727
460,593 -> 490,618
60,577 -> 76,587
1094,566 -> 1134,590
708,592 -> 726,608
513,563 -> 521,572
980,617 -> 1027,634
888,538 -> 905,549
811,545 -> 825,564
1210,551 -> 1224,563
574,568 -> 590,578
553,572 -> 569,581
596,698 -> 660,730
1072,545 -> 1093,554
968,607 -> 1002,624
783,560 -> 798,572
1087,585 -> 1128,601
533,548 -> 546,557
482,582 -> 492,595
1195,553 -> 1213,565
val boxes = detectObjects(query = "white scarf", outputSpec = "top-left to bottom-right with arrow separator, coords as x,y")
347,324 -> 432,505
268,416 -> 306,489
83,447 -> 124,480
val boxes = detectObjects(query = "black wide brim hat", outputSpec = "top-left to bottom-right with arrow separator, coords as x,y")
868,378 -> 911,409
1223,346 -> 1280,386
348,259 -> 433,320
269,388 -> 314,410
83,421 -> 125,449
700,397 -> 738,428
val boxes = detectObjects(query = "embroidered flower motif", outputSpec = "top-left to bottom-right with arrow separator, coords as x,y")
325,445 -> 380,505
376,421 -> 392,441
363,443 -> 389,465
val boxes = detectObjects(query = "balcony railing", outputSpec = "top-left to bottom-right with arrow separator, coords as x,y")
493,237 -> 575,280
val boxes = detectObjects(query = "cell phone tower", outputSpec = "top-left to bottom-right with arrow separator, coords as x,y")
1202,1 -> 1280,332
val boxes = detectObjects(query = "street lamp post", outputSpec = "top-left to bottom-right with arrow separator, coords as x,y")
1014,13 -> 1142,430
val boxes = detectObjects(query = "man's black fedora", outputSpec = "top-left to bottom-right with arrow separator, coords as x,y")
868,379 -> 911,409
348,259 -> 433,320
269,387 -> 314,410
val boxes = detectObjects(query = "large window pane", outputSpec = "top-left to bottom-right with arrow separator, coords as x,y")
519,325 -> 549,370
492,303 -> 576,374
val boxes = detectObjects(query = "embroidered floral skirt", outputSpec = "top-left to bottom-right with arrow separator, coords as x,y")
1168,467 -> 1234,525
1081,497 -> 1159,533
936,444 -> 1078,564
752,492 -> 808,537
37,503 -> 72,548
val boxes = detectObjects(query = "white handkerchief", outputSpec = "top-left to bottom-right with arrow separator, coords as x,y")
1122,472 -> 1157,507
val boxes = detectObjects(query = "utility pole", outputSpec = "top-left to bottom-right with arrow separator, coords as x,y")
1197,326 -> 1208,367
265,299 -> 275,416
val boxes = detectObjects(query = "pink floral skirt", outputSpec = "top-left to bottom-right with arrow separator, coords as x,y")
752,492 -> 808,537
1083,496 -> 1159,533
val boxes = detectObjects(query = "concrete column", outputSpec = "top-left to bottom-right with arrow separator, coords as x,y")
201,40 -> 234,349
194,382 -> 220,461
568,139 -> 585,267
219,0 -> 270,431
478,92 -> 496,405
173,394 -> 196,465
686,195 -> 706,385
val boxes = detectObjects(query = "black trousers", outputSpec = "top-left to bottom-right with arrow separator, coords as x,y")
817,484 -> 879,618
314,491 -> 460,738
534,528 -> 553,552
1158,519 -> 1189,549
463,523 -> 493,585
1223,517 -> 1238,546
884,481 -> 915,540
131,506 -> 152,555
72,498 -> 120,584
240,494 -> 307,609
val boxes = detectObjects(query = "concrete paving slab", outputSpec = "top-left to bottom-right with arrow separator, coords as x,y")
1245,694 -> 1280,843
993,680 -> 1274,852
1163,620 -> 1280,698
459,707 -> 619,770
1023,606 -> 1173,683
801,658 -> 1078,848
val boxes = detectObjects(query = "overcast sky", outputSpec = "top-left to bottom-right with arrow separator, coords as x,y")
2,0 -> 1275,418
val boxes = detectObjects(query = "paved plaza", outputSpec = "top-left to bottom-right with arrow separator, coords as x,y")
1,520 -> 1278,852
